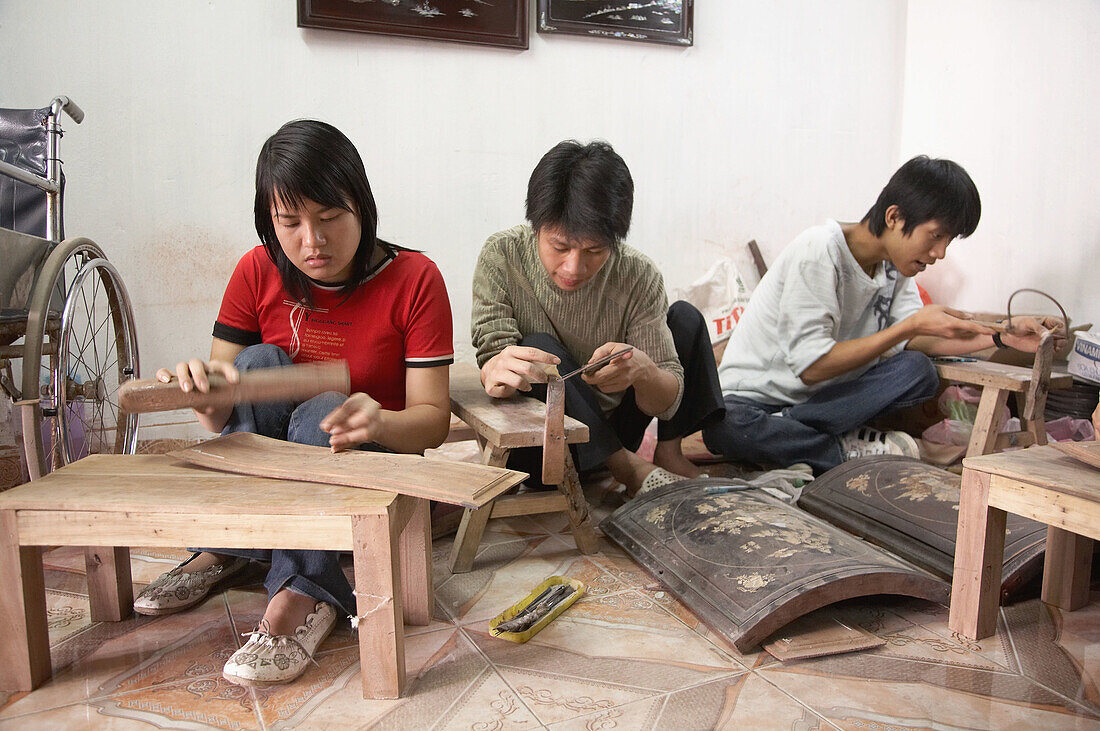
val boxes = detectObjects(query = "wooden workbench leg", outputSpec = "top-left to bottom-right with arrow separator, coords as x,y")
352,511 -> 405,699
967,388 -> 1010,458
85,547 -> 133,622
0,510 -> 51,691
400,499 -> 433,626
1041,528 -> 1093,611
949,470 -> 1007,640
449,444 -> 508,574
560,451 -> 599,555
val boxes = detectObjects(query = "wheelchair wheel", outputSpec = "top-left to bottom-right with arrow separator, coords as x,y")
20,237 -> 139,476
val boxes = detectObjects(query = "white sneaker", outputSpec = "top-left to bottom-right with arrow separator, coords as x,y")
839,427 -> 920,460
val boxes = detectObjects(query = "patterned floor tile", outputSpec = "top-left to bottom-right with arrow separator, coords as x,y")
464,591 -> 744,694
1003,595 -> 1100,715
659,672 -> 835,730
546,693 -> 666,731
46,588 -> 92,647
1,594 -> 234,720
762,656 -> 1100,728
498,666 -> 663,726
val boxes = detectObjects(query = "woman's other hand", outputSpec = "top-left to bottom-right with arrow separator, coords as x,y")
320,392 -> 387,452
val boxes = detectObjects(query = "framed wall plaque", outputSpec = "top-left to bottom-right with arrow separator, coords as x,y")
299,0 -> 529,50
537,0 -> 693,47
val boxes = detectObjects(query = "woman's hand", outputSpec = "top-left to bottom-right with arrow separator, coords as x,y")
583,342 -> 653,394
155,358 -> 240,416
481,345 -> 560,398
320,392 -> 387,452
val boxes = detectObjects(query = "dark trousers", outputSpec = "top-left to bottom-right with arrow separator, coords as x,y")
701,350 -> 939,475
508,301 -> 725,484
194,343 -> 361,616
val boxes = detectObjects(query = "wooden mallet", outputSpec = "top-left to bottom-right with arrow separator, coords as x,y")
118,361 -> 351,414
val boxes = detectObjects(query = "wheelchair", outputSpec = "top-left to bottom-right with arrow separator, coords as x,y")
1,96 -> 139,481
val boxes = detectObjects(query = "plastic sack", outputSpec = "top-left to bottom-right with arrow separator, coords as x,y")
938,385 -> 982,423
671,257 -> 753,345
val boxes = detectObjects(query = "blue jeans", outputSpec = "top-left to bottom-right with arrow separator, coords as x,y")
194,344 -> 359,616
702,350 -> 939,475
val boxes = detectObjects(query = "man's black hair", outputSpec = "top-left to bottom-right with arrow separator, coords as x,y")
254,119 -> 400,307
525,140 -> 633,249
862,155 -> 981,238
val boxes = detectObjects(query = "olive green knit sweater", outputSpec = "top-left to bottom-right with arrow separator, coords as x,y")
471,224 -> 684,420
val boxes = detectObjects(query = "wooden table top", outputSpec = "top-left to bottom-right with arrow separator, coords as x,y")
0,454 -> 398,515
934,359 -> 1073,393
450,363 -> 589,448
963,445 -> 1100,503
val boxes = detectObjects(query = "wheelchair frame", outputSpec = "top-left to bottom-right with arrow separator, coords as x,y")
0,96 -> 140,480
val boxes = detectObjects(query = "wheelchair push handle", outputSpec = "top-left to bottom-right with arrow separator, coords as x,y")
50,95 -> 84,124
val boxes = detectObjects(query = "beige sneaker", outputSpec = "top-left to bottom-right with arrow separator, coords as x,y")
839,427 -> 921,461
222,602 -> 337,687
133,555 -> 250,616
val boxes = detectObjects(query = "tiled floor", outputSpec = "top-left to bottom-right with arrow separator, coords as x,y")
2,473 -> 1098,730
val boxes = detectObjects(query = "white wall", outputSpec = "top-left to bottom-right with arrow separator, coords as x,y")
901,0 -> 1100,326
1,0 -> 908,387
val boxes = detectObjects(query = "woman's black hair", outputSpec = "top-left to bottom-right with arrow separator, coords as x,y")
254,119 -> 398,307
525,140 -> 634,249
862,155 -> 981,238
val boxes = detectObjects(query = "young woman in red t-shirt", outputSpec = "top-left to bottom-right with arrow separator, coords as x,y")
133,120 -> 454,687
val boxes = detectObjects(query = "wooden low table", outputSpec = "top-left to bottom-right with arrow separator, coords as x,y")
0,454 -> 434,699
948,445 -> 1100,640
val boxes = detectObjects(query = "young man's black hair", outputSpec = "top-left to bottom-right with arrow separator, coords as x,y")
862,155 -> 981,239
524,139 -> 634,249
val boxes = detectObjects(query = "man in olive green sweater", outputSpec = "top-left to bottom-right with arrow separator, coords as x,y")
472,140 -> 724,496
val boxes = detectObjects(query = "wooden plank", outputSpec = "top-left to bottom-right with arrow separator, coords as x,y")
1021,331 -> 1055,423
542,376 -> 565,485
747,239 -> 768,279
489,492 -> 569,518
449,443 -> 508,574
1041,528 -> 1093,611
168,433 -> 527,508
1050,441 -> 1100,471
560,451 -> 599,555
0,455 -> 398,515
948,470 -> 1007,640
85,546 -> 133,622
935,359 -> 1073,392
17,511 -> 356,550
449,364 -> 589,449
352,512 -> 405,699
0,510 -> 51,691
987,476 -> 1100,540
118,361 -> 351,414
398,499 -> 433,626
966,387 -> 1009,458
965,446 -> 1100,503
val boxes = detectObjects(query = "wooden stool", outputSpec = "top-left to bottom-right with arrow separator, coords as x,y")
0,454 -> 433,699
448,364 -> 599,573
948,444 -> 1099,640
934,332 -> 1071,458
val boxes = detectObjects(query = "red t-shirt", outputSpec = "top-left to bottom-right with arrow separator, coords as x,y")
213,246 -> 453,411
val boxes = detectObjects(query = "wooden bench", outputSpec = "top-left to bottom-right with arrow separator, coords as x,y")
949,444 -> 1099,640
934,332 -> 1071,457
448,364 -> 598,573
0,454 -> 434,699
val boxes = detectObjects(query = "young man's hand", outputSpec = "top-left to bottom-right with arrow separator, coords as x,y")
481,346 -> 560,398
583,342 -> 653,394
1001,316 -> 1067,353
904,305 -> 997,339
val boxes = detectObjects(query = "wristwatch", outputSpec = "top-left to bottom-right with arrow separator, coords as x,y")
992,332 -> 1008,349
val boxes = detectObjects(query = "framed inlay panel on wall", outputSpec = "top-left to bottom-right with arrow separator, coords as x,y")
537,0 -> 693,46
298,0 -> 529,50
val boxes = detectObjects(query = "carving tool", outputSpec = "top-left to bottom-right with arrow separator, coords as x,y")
559,346 -> 635,381
118,361 -> 351,413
